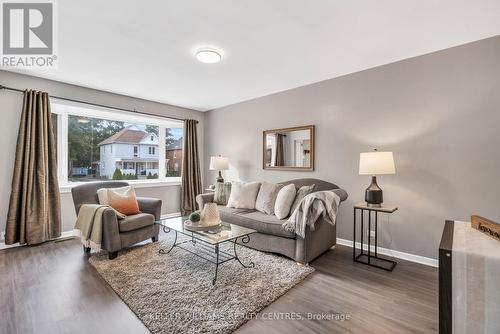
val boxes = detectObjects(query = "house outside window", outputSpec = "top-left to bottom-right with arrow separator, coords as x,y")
51,101 -> 184,186
166,134 -> 183,177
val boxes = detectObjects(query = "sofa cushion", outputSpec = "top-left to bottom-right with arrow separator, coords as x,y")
218,206 -> 295,238
255,182 -> 282,215
274,184 -> 297,219
118,213 -> 155,232
226,181 -> 261,209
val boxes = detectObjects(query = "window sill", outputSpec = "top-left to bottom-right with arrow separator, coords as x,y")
59,179 -> 181,194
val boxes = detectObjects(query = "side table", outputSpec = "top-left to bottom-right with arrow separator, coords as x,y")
353,203 -> 398,271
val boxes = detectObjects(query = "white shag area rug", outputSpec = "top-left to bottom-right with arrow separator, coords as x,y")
89,233 -> 314,334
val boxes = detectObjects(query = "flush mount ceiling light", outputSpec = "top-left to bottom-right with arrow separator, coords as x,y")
195,48 -> 222,64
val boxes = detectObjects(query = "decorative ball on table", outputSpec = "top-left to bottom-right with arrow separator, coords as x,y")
189,211 -> 201,223
183,205 -> 221,232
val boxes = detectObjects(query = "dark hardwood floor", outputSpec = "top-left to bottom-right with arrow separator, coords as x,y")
0,235 -> 437,334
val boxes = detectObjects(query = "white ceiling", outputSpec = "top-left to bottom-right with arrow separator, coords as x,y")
7,0 -> 500,111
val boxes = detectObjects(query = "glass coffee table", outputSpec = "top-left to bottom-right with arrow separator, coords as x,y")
155,217 -> 257,285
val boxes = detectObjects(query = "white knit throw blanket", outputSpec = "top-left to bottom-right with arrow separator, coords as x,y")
74,204 -> 108,252
282,191 -> 340,238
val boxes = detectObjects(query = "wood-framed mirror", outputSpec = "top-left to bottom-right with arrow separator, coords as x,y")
263,125 -> 315,171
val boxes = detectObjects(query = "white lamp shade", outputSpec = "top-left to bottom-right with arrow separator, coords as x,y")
359,151 -> 395,175
209,156 -> 229,170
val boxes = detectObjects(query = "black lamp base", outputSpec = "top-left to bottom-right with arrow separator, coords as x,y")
365,176 -> 383,207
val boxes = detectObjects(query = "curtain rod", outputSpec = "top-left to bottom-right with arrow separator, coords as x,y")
0,84 -> 198,124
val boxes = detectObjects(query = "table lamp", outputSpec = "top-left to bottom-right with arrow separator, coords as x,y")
209,156 -> 229,183
359,149 -> 395,207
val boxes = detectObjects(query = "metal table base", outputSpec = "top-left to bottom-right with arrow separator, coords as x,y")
353,206 -> 398,272
158,227 -> 255,285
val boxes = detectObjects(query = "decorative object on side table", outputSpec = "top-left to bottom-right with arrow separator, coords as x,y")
471,215 -> 500,241
209,155 -> 229,183
353,203 -> 398,271
359,149 -> 395,207
213,181 -> 232,205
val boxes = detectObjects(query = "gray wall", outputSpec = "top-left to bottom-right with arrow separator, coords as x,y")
0,70 -> 204,237
204,36 -> 500,259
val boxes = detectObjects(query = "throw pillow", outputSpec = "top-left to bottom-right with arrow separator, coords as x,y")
107,186 -> 141,216
274,184 -> 297,219
255,182 -> 283,215
97,186 -> 128,219
214,182 -> 232,205
226,181 -> 261,209
290,184 -> 316,215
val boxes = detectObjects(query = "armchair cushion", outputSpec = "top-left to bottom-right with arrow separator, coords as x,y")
107,187 -> 140,215
96,186 -> 127,219
119,213 -> 155,232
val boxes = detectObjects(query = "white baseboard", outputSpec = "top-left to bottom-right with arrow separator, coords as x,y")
61,230 -> 78,238
0,230 -> 78,250
0,216 -> 438,268
336,238 -> 438,267
0,241 -> 19,250
0,212 -> 181,251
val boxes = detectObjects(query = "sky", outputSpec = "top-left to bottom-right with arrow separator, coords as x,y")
124,122 -> 183,140
170,127 -> 183,140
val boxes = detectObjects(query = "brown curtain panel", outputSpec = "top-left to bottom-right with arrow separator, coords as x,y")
5,90 -> 61,245
181,119 -> 202,215
275,133 -> 285,166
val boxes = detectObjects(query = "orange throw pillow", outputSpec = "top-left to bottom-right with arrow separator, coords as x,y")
107,187 -> 140,216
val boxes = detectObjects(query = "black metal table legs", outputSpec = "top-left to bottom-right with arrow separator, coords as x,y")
158,228 -> 255,285
158,227 -> 177,254
213,244 -> 219,285
233,235 -> 255,269
353,208 -> 397,271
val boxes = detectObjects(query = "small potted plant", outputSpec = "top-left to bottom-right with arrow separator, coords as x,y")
189,210 -> 201,224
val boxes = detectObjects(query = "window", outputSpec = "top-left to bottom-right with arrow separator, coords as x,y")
51,101 -> 184,186
165,128 -> 183,177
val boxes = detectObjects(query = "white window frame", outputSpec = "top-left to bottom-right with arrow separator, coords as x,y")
51,99 -> 183,192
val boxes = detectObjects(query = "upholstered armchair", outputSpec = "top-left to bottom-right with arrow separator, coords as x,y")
71,181 -> 161,259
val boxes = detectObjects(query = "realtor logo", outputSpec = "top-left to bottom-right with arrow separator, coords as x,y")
1,0 -> 57,68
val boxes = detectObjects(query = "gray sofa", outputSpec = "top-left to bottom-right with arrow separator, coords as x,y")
71,181 -> 161,259
196,178 -> 348,264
